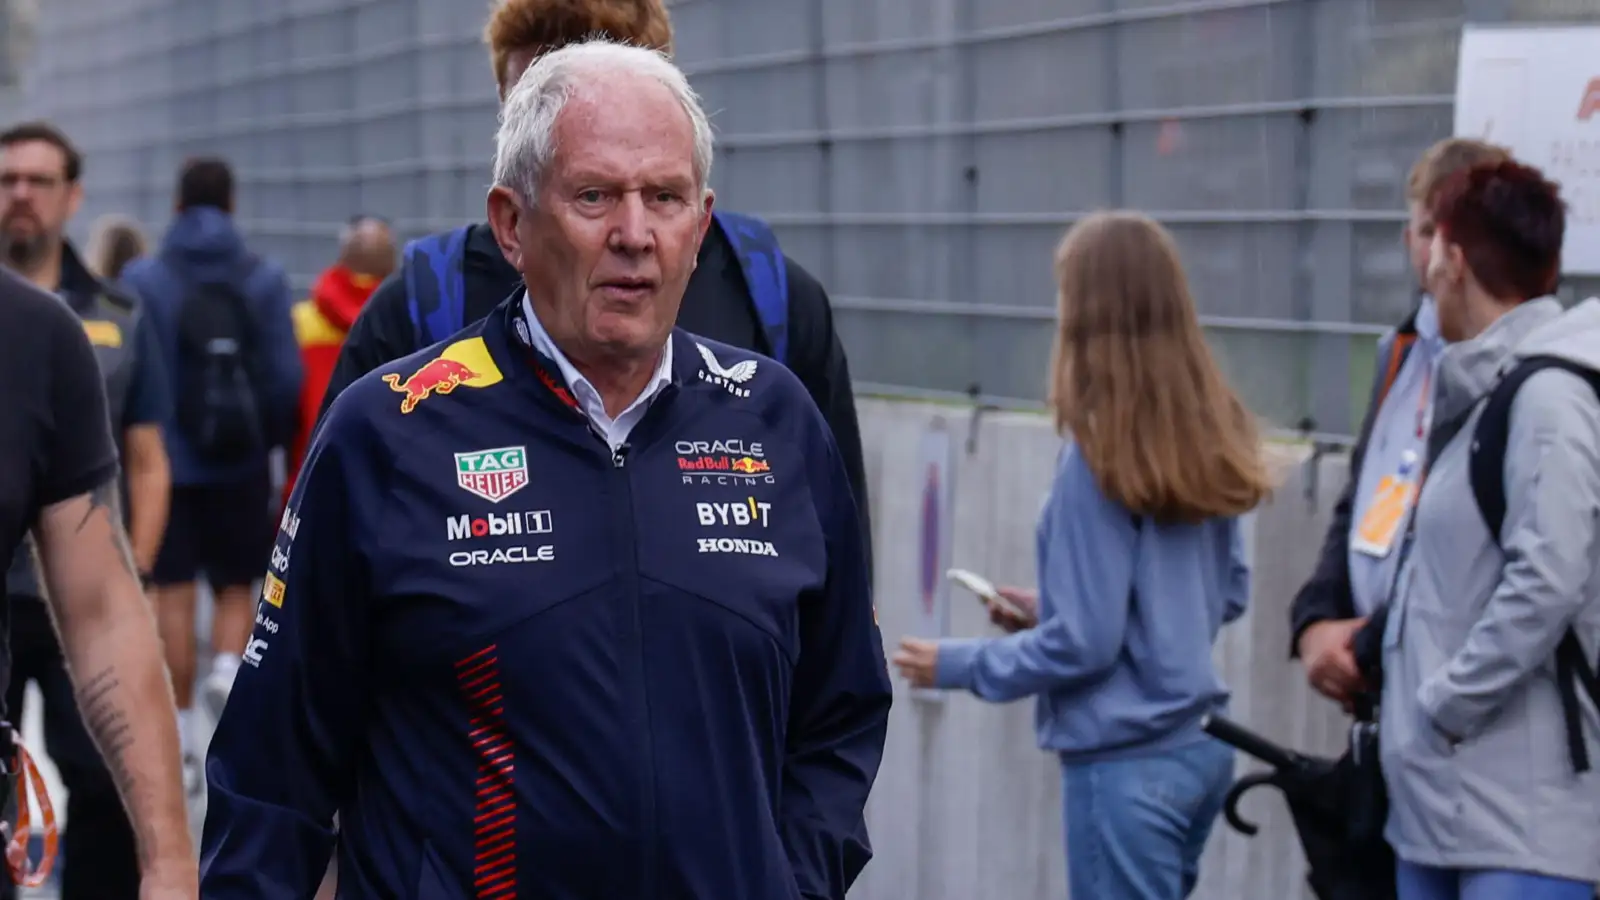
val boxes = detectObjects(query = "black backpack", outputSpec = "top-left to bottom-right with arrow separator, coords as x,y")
173,258 -> 268,464
1468,354 -> 1600,772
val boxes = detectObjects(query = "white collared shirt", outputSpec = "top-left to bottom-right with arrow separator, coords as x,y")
520,293 -> 673,451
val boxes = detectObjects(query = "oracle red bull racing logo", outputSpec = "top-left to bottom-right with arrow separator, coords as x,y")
676,439 -> 776,484
381,337 -> 504,413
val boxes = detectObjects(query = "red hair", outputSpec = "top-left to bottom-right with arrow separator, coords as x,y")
1429,159 -> 1565,301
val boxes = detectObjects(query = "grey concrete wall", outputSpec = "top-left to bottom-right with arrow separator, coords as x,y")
851,397 -> 1354,900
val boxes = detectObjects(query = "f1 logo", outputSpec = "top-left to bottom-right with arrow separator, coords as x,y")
1579,77 -> 1600,121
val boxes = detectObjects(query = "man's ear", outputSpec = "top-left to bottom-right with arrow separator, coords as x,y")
486,186 -> 524,270
1445,242 -> 1467,282
697,189 -> 716,244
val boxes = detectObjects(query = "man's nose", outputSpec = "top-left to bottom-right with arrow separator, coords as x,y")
607,193 -> 655,256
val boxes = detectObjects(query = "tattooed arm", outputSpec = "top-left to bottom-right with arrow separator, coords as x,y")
33,476 -> 197,895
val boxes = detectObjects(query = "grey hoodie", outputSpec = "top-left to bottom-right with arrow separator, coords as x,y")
1381,297 -> 1600,882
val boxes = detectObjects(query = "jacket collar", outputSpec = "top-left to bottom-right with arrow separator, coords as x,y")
516,291 -> 675,424
57,240 -> 107,313
1434,297 -> 1564,428
499,291 -> 739,415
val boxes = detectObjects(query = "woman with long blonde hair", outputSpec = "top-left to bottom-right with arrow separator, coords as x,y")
894,211 -> 1272,899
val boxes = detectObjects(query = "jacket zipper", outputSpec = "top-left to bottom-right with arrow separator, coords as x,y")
607,438 -> 657,896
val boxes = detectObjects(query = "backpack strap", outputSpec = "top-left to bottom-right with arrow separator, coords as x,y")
1557,630 -> 1600,773
713,211 -> 789,363
1467,354 -> 1600,773
1468,355 -> 1600,539
403,226 -> 471,348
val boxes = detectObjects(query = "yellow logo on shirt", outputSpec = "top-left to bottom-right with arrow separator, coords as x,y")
382,338 -> 504,414
82,320 -> 122,348
262,572 -> 286,609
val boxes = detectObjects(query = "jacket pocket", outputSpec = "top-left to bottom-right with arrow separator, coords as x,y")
413,840 -> 467,900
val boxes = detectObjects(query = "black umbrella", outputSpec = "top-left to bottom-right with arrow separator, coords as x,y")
1202,712 -> 1395,900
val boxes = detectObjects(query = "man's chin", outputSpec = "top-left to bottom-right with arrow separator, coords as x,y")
2,236 -> 47,269
588,322 -> 669,362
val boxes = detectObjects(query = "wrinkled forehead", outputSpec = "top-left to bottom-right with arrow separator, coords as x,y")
547,75 -> 698,186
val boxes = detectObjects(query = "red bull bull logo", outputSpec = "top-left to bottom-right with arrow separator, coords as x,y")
379,338 -> 504,413
730,457 -> 769,474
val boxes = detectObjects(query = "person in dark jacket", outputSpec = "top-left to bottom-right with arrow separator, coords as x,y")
201,40 -> 890,899
318,0 -> 871,548
1290,138 -> 1510,703
121,157 -> 303,790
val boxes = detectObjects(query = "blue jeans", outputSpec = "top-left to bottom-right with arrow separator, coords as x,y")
1397,861 -> 1595,900
1060,736 -> 1234,900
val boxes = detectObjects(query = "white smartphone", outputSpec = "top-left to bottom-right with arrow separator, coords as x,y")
945,567 -> 1028,620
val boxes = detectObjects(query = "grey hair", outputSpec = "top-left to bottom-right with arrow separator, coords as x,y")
492,38 -> 714,205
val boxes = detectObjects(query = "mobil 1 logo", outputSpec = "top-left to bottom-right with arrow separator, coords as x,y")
445,510 -> 553,541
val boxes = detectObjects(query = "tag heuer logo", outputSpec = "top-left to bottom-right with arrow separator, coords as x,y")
455,446 -> 530,503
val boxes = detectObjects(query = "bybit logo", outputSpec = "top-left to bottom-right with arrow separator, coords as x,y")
696,497 -> 771,528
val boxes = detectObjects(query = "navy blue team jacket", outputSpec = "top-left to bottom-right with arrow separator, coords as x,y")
199,296 -> 892,899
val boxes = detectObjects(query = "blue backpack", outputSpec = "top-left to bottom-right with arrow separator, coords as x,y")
403,211 -> 790,362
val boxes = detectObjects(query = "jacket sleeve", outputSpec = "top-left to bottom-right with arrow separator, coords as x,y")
1288,334 -> 1398,655
1418,370 -> 1600,741
782,258 -> 872,577
1223,516 -> 1251,625
934,452 -> 1139,701
782,412 -> 891,900
199,390 -> 381,898
316,272 -> 416,423
255,262 -> 305,446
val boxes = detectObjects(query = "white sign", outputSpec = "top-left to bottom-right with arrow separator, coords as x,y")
1454,26 -> 1600,274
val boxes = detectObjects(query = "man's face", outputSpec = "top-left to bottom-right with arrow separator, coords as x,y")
0,140 -> 80,268
489,74 -> 714,368
1404,200 -> 1435,290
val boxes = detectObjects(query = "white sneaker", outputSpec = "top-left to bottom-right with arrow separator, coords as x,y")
200,665 -> 236,722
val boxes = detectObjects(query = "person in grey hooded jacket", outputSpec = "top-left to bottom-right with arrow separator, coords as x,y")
1380,158 -> 1600,900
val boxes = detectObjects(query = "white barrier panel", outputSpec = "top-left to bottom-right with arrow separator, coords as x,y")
851,399 -> 1354,900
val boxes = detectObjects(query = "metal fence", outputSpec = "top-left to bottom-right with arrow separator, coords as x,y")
10,0 -> 1600,439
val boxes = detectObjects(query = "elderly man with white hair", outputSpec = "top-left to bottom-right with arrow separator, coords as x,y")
198,39 -> 891,900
